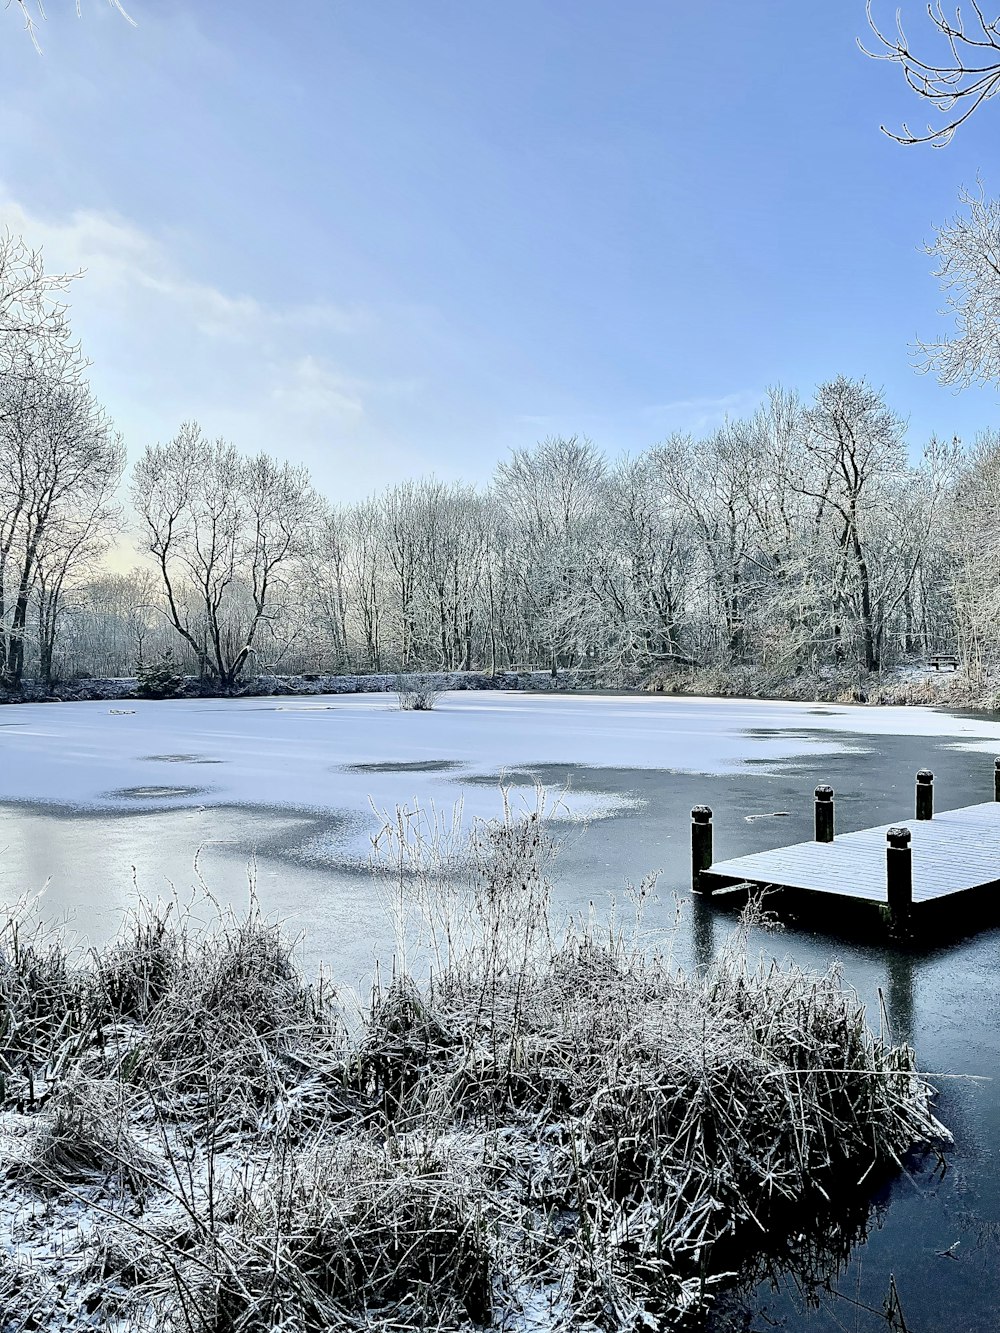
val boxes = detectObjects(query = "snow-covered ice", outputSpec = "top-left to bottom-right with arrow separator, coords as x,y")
2,691 -> 999,845
2,689 -> 999,973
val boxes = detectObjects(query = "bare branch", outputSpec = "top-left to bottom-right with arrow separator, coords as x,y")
863,2 -> 1000,145
10,0 -> 135,53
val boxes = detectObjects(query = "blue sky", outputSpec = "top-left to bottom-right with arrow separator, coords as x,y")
0,1 -> 997,498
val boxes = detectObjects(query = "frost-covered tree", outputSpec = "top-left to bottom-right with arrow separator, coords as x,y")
62,568 -> 162,679
0,232 -> 81,383
302,506 -> 355,672
946,431 -> 1000,682
494,436 -> 605,674
11,1 -> 134,51
0,234 -> 126,686
865,11 -> 1000,393
411,480 -> 488,671
588,455 -> 695,672
651,427 -> 759,661
0,364 -> 123,685
797,377 -> 910,672
132,424 -> 322,688
918,188 -> 1000,388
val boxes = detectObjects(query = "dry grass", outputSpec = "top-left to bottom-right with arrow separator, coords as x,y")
396,673 -> 445,711
0,802 -> 949,1332
363,800 -> 947,1326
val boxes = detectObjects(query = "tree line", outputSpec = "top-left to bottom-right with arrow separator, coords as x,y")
4,229 -> 1000,692
3,7 -> 999,692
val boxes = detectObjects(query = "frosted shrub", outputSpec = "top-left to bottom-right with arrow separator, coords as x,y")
395,673 -> 443,710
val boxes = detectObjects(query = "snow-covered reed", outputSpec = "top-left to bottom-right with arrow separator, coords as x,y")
0,800 -> 948,1331
395,672 -> 446,710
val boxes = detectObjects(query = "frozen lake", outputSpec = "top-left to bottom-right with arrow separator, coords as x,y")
3,688 -> 1000,1329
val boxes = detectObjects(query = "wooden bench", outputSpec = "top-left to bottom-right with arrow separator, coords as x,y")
928,653 -> 959,671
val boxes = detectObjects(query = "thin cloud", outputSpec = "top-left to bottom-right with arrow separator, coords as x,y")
0,190 -> 419,493
0,193 -> 370,344
640,391 -> 761,424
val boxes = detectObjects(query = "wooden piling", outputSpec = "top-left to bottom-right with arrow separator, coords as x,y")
915,769 -> 933,821
886,826 -> 912,936
994,758 -> 1000,802
814,784 -> 834,843
691,805 -> 713,894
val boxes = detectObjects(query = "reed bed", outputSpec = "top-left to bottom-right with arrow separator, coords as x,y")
0,797 -> 948,1332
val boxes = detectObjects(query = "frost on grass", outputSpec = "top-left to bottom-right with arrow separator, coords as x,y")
0,802 -> 949,1332
396,671 -> 445,711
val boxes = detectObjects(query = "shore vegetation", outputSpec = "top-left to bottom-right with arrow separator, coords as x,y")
0,799 -> 948,1331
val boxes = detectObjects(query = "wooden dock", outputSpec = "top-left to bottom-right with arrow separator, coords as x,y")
691,762 -> 1000,937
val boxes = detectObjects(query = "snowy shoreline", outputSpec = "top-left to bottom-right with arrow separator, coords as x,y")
0,661 -> 985,710
0,670 -> 531,707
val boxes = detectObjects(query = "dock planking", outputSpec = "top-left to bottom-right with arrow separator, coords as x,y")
692,760 -> 1000,937
701,803 -> 1000,902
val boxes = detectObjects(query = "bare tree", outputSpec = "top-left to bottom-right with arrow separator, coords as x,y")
652,428 -> 758,661
0,234 -> 124,686
916,186 -> 1000,387
65,567 -> 161,677
132,423 -> 321,689
0,364 -> 123,684
34,477 -> 122,684
409,480 -> 488,671
944,430 -> 1000,681
380,482 -> 424,668
495,436 -> 605,675
864,1 -> 1000,145
799,377 -> 910,672
589,455 -> 695,673
0,232 -> 80,376
302,506 -> 353,671
347,498 -> 386,673
864,9 -> 1000,398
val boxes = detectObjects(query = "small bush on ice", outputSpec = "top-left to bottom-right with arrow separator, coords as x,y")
395,673 -> 443,710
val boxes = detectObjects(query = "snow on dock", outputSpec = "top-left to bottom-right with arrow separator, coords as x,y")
693,763 -> 1000,935
701,802 -> 1000,903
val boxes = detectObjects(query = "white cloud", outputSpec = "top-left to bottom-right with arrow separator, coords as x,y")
639,391 -> 762,434
0,190 -> 704,501
0,194 -> 369,345
268,356 -> 366,426
0,189 -> 418,493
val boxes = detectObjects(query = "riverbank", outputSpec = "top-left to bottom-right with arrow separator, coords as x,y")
0,662 -> 989,710
0,669 -> 539,706
0,802 -> 948,1333
641,661 -> 988,708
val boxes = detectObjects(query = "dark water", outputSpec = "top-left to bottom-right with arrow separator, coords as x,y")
499,735 -> 1000,1333
2,712 -> 998,1330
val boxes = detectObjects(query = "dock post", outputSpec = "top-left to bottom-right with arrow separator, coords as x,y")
915,769 -> 933,821
691,806 -> 713,894
994,758 -> 1000,802
886,826 -> 913,937
814,784 -> 834,843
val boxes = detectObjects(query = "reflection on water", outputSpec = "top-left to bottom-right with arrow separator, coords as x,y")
690,889 -> 716,970
713,1193 -> 906,1332
886,948 -> 916,1044
0,802 -> 396,996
